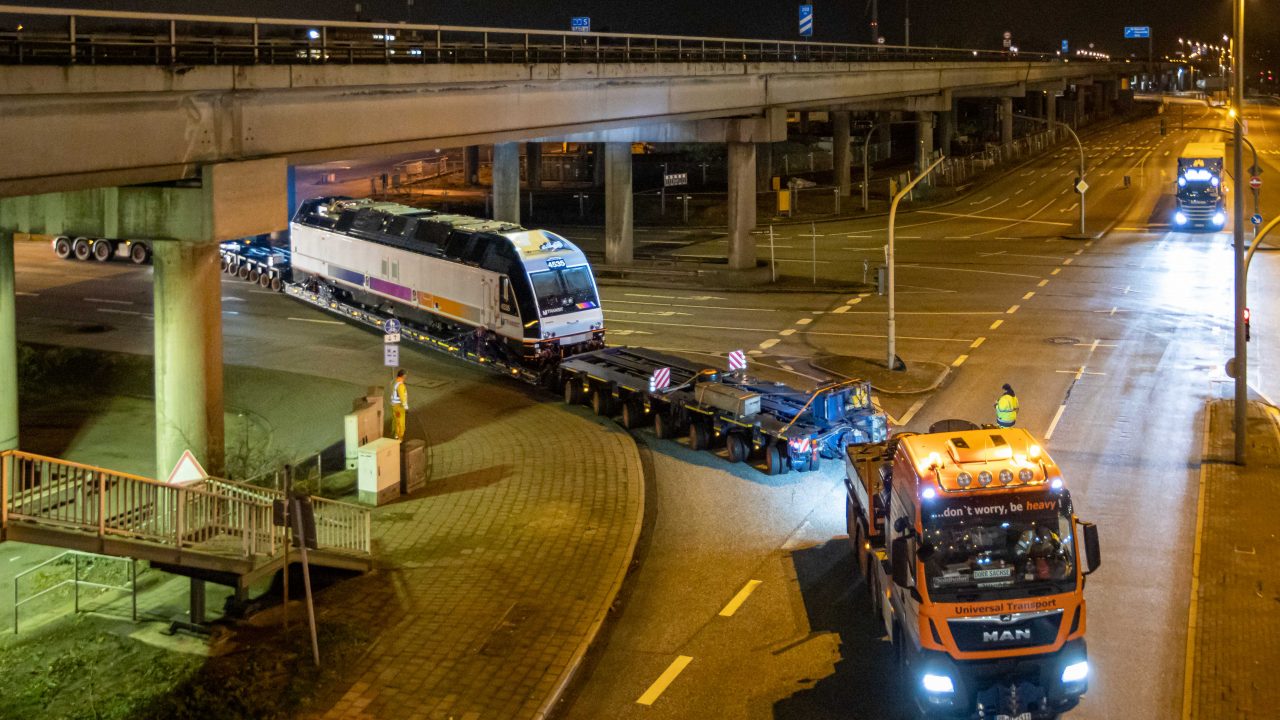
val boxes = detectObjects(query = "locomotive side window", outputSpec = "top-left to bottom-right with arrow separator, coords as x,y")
499,276 -> 519,317
443,230 -> 475,259
384,216 -> 409,237
335,211 -> 357,233
413,221 -> 448,254
463,234 -> 494,265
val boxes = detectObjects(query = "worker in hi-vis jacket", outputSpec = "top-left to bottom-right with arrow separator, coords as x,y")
391,369 -> 409,439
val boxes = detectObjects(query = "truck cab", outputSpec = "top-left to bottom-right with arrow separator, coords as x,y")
1174,142 -> 1226,230
846,423 -> 1101,719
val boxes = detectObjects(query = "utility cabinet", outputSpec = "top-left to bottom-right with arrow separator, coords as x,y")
358,437 -> 401,506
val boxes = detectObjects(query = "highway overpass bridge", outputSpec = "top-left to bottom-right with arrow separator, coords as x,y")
0,4 -> 1143,483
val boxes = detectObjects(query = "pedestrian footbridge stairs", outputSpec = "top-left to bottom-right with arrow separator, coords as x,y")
0,450 -> 372,593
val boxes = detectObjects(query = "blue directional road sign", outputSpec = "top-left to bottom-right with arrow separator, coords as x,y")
1061,39 -> 1069,53
798,4 -> 814,37
1124,26 -> 1150,39
1252,213 -> 1263,226
571,16 -> 590,33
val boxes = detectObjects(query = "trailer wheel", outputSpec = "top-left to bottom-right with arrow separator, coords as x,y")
53,237 -> 73,260
563,379 -> 583,405
765,443 -> 786,476
248,268 -> 261,283
688,422 -> 710,451
726,433 -> 748,463
270,276 -> 283,292
257,271 -> 272,288
129,242 -> 150,264
653,412 -> 675,439
590,389 -> 613,417
620,401 -> 647,430
237,264 -> 251,280
72,237 -> 92,261
91,239 -> 113,262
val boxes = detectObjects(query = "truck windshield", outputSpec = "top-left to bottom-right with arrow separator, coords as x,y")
530,265 -> 599,317
921,495 -> 1076,601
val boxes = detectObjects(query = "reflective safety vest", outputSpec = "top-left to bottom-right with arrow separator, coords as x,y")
995,393 -> 1018,425
391,379 -> 408,409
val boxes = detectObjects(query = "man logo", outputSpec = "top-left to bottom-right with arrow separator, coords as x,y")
983,629 -> 1032,643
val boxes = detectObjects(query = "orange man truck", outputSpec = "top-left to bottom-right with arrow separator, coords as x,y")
845,420 -> 1101,720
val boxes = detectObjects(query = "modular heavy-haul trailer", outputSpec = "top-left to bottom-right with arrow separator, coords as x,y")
845,421 -> 1101,719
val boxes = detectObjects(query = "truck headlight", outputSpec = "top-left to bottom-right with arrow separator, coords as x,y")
1174,211 -> 1188,225
922,673 -> 954,694
1061,660 -> 1089,684
1212,211 -> 1226,226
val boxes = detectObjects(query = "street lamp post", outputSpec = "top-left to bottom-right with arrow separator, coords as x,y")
887,156 -> 946,371
1231,0 -> 1247,464
1012,113 -> 1092,238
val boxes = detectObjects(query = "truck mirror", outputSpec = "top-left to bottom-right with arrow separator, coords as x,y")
893,516 -> 910,534
1080,521 -> 1101,575
891,537 -> 914,588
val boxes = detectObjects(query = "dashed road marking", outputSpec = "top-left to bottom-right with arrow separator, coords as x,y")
1022,291 -> 1036,300
952,355 -> 969,367
989,319 -> 1004,330
85,297 -> 132,305
847,298 -> 863,305
1038,279 -> 1049,287
97,308 -> 141,316
1051,268 -> 1062,275
795,318 -> 813,326
637,656 -> 694,706
1062,258 -> 1073,265
15,291 -> 39,297
758,338 -> 780,350
288,316 -> 344,325
719,580 -> 764,617
970,337 -> 986,349
779,329 -> 797,336
832,305 -> 850,314
1006,305 -> 1020,314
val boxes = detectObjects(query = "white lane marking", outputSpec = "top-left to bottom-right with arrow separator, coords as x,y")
97,308 -> 141,316
1061,202 -> 1079,213
944,236 -> 973,240
952,355 -> 969,367
989,319 -> 1004,330
1022,291 -> 1036,301
604,309 -> 693,317
900,264 -> 1040,279
611,300 -> 764,312
970,195 -> 993,205
1014,188 -> 1026,195
847,298 -> 863,305
1007,305 -> 1020,314
288,316 -> 343,325
15,291 -> 39,297
832,305 -> 850,314
779,329 -> 797,336
1044,403 -> 1069,441
970,337 -> 986,349
222,310 -> 240,316
607,318 -> 974,342
772,258 -> 833,265
795,318 -> 813,325
826,310 -> 1006,316
636,656 -> 694,706
915,210 -> 1070,228
85,297 -> 132,305
1017,199 -> 1035,208
1055,365 -> 1106,379
758,338 -> 781,350
719,580 -> 764,617
222,296 -> 247,303
1038,279 -> 1049,287
747,349 -> 763,356
896,396 -> 929,427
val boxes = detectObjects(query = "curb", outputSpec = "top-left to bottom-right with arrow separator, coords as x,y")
532,424 -> 646,720
1179,400 -> 1211,720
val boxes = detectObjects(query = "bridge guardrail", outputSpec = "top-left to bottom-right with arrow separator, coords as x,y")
0,4 -> 1085,67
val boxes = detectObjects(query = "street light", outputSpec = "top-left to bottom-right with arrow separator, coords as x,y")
1013,113 -> 1093,238
887,156 -> 946,371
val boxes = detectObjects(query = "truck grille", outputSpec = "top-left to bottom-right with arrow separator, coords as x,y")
947,609 -> 1063,652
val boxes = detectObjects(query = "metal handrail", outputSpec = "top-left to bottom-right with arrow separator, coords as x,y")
13,550 -> 137,633
0,3 -> 1089,66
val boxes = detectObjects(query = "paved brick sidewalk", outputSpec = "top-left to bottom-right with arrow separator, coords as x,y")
1186,400 -> 1280,719
308,376 -> 643,720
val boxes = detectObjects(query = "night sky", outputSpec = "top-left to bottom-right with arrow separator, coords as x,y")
19,1 -> 1280,60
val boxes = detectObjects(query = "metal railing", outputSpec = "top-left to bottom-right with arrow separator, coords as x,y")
13,550 -> 137,633
0,450 -> 370,562
0,4 -> 1085,67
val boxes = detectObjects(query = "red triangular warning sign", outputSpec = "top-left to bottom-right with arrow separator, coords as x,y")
167,449 -> 208,485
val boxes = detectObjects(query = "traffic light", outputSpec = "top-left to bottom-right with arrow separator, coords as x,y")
1245,307 -> 1251,341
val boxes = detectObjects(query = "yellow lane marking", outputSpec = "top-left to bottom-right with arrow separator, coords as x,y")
970,337 -> 986,349
1007,305 -> 1020,314
989,319 -> 1004,330
758,338 -> 780,350
1022,291 -> 1036,300
952,355 -> 969,367
1063,258 -> 1074,265
796,318 -> 813,325
1038,279 -> 1050,287
832,305 -> 850,314
779,328 -> 797,336
719,580 -> 764,617
1051,268 -> 1062,275
637,656 -> 694,706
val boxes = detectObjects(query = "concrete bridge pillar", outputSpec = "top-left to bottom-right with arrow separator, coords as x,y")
605,143 -> 633,265
1075,89 -> 1086,126
915,112 -> 935,173
593,143 -> 607,187
727,142 -> 756,271
463,145 -> 481,185
756,142 -> 775,192
939,107 -> 956,157
1046,92 -> 1058,132
832,111 -> 852,196
1000,96 -> 1014,146
0,233 -> 15,451
526,142 -> 542,191
798,111 -> 811,134
152,239 -> 224,479
492,142 -> 520,223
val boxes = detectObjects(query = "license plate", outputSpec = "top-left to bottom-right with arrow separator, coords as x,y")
996,714 -> 1032,720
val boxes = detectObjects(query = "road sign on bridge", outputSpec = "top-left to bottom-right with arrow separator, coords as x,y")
571,17 -> 590,32
798,5 -> 814,37
1124,26 -> 1150,39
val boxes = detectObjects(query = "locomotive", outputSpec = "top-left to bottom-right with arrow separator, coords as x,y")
290,197 -> 605,365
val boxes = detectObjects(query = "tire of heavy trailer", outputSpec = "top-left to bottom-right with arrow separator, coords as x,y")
765,443 -> 786,476
688,422 -> 710,451
726,433 -> 748,463
258,272 -> 273,288
620,401 -> 647,430
590,388 -> 613,417
271,276 -> 283,291
129,242 -> 149,264
53,236 -> 73,259
563,378 -> 584,405
653,411 -> 675,439
238,264 -> 251,280
91,239 -> 112,262
73,237 -> 92,261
